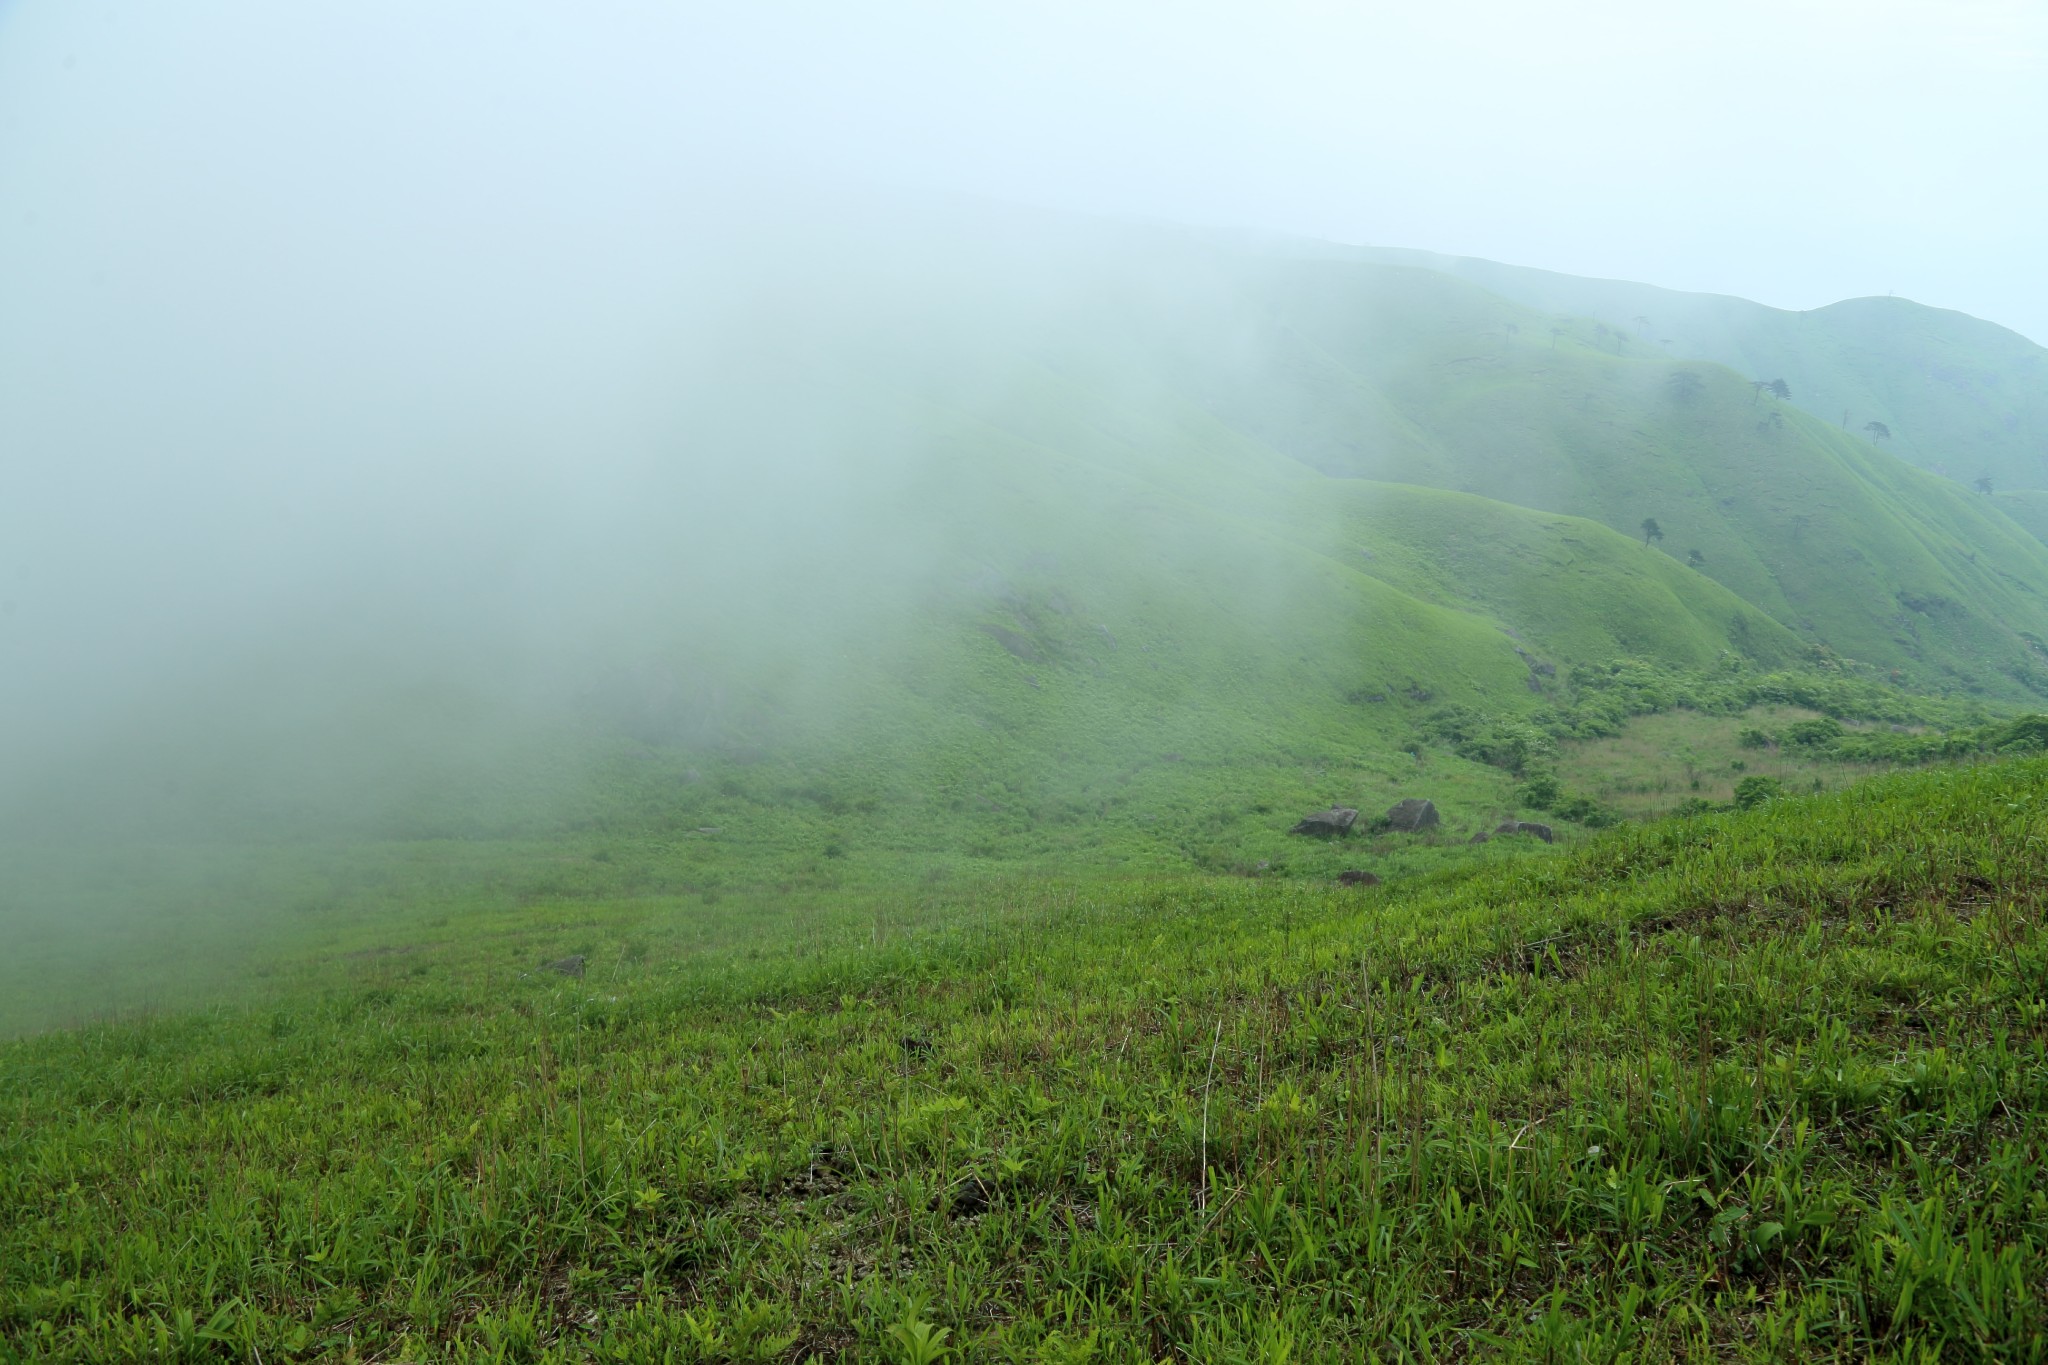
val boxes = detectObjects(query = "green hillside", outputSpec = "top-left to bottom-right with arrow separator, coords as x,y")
1089,255 -> 2048,696
1993,487 -> 2048,544
865,236 -> 2048,699
10,202 -> 2048,1360
7,756 -> 2046,1360
7,210 -> 2048,1029
1320,242 -> 2048,495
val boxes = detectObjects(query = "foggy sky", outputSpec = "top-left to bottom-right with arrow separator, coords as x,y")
4,0 -> 2042,345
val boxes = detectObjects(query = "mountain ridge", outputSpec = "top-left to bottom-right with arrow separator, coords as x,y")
1280,238 -> 2048,497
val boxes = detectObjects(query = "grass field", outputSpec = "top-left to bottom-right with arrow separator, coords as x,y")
5,756 -> 2045,1361
1553,706 -> 1908,818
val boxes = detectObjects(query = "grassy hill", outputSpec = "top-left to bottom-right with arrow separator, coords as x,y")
9,212 -> 2048,1037
1316,242 -> 2048,496
0,465 -> 1813,1032
1156,257 -> 2048,696
7,202 -> 2048,1359
5,756 -> 2045,1360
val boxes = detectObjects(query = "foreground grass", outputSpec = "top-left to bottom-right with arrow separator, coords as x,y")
4,761 -> 2047,1361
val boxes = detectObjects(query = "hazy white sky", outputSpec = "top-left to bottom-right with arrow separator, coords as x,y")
4,0 -> 2043,339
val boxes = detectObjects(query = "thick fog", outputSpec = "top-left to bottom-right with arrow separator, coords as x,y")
0,187 -> 1182,829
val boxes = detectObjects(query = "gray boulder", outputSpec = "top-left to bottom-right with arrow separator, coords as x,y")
1386,798 -> 1440,832
1289,807 -> 1359,836
1494,820 -> 1555,843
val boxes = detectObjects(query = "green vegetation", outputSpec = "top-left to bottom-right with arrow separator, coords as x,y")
1324,243 -> 2048,505
7,759 -> 2048,1360
1553,706 -> 1899,819
22,233 -> 2048,868
1191,259 -> 2048,696
6,217 -> 2048,1360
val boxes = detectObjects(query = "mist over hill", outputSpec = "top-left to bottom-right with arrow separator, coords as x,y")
1317,241 -> 2048,497
5,200 -> 2047,857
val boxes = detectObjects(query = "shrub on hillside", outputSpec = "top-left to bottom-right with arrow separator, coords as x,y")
1551,793 -> 1619,827
1417,707 -> 1556,776
1783,717 -> 1846,748
1988,714 -> 2048,753
1734,775 -> 1784,809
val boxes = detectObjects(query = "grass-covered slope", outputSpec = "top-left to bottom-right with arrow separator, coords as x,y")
1333,485 -> 1799,671
13,220 -> 2048,1039
840,240 -> 2048,700
0,469 -> 1800,1034
5,759 -> 2045,1360
7,251 -> 1831,850
1174,258 -> 2048,695
15,216 -> 2048,869
1321,243 -> 2048,495
1992,488 -> 2048,545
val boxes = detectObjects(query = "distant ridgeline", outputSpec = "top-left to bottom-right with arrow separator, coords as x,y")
1310,240 -> 2048,501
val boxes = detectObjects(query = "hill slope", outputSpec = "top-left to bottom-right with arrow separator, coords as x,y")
1318,241 -> 2048,495
6,756 -> 2045,1359
8,211 -> 2048,866
1088,252 -> 2048,695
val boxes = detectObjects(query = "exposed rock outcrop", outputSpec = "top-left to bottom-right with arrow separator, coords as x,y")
1290,807 -> 1359,836
1386,798 -> 1440,832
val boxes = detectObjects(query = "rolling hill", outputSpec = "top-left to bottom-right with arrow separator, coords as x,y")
8,209 -> 2048,859
6,205 -> 2048,1034
1318,240 -> 2048,498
